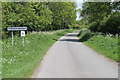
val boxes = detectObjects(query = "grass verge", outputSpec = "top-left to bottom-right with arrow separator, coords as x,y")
79,29 -> 119,62
2,29 -> 72,78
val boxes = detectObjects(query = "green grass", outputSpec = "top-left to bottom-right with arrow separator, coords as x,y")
0,40 -> 2,79
2,29 -> 72,78
79,32 -> 118,62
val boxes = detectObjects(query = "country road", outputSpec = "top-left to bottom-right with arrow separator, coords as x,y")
32,31 -> 118,78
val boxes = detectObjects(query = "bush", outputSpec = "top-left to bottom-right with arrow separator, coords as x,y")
68,24 -> 81,29
89,21 -> 100,32
79,28 -> 94,42
100,13 -> 120,35
80,25 -> 87,28
89,13 -> 120,35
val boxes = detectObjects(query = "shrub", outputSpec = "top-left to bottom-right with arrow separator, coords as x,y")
101,13 -> 120,35
79,28 -> 94,42
89,13 -> 120,35
89,21 -> 100,32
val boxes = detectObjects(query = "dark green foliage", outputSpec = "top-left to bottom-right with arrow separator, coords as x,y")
79,28 -> 94,42
89,21 -> 100,32
2,2 -> 53,32
2,2 -> 76,38
48,2 -> 76,30
100,13 -> 120,35
80,2 -> 120,35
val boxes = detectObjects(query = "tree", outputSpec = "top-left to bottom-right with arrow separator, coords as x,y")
80,2 -> 120,34
2,2 -> 53,37
48,2 -> 76,30
2,2 -> 76,38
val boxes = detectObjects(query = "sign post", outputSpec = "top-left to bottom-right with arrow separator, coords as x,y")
21,31 -> 25,46
7,27 -> 27,46
12,31 -> 14,46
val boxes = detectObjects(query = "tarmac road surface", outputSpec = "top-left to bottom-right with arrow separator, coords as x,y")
32,31 -> 118,78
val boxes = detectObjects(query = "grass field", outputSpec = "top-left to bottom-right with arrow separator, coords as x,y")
2,29 -> 72,78
79,30 -> 119,62
0,40 -> 2,79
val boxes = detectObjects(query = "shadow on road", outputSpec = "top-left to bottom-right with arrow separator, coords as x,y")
65,31 -> 80,37
59,31 -> 80,42
65,34 -> 78,37
59,39 -> 80,42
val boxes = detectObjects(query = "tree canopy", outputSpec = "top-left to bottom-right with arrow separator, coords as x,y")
2,2 -> 76,38
80,2 -> 120,35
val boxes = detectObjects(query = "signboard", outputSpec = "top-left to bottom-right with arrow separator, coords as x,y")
7,27 -> 27,46
21,31 -> 25,37
7,27 -> 27,31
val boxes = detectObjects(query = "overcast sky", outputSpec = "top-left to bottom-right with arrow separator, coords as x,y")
75,0 -> 83,21
75,0 -> 83,9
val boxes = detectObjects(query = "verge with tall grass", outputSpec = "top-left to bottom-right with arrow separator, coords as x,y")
2,29 -> 72,78
78,28 -> 119,62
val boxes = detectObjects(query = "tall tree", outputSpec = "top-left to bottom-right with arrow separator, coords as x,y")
48,2 -> 76,30
2,2 -> 76,38
80,2 -> 120,34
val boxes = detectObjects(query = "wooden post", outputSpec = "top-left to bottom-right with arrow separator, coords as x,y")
22,37 -> 24,46
12,31 -> 14,46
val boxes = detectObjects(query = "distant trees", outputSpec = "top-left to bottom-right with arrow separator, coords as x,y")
2,2 -> 76,38
80,2 -> 120,35
48,2 -> 76,30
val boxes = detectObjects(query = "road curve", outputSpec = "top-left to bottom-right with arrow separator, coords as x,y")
32,31 -> 118,78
